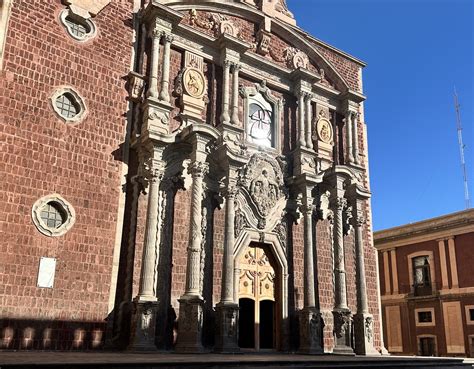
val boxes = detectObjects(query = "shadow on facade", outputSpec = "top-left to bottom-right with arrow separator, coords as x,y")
0,318 -> 108,351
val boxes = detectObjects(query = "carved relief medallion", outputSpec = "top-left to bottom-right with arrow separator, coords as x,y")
316,116 -> 333,144
183,68 -> 206,98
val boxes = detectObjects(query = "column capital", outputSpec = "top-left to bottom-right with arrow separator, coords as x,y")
330,196 -> 347,211
163,32 -> 174,44
351,210 -> 366,227
301,204 -> 315,216
188,161 -> 209,179
230,62 -> 241,73
149,27 -> 163,40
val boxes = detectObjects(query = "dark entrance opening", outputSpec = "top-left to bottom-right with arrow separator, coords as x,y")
259,300 -> 275,349
238,298 -> 255,348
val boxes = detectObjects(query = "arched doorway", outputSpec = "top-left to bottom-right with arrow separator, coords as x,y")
238,243 -> 277,350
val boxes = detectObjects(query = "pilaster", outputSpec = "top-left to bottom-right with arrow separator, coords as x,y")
215,172 -> 241,353
326,173 -> 353,355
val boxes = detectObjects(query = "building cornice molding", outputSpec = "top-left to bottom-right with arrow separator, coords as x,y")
374,209 -> 474,250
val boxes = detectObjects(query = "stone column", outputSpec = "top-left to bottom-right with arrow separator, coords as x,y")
215,187 -> 240,353
352,112 -> 360,165
230,64 -> 240,126
146,29 -> 162,98
352,203 -> 379,355
158,33 -> 173,103
298,92 -> 306,147
220,60 -> 231,125
331,195 -> 353,355
128,163 -> 163,351
299,189 -> 324,354
176,161 -> 208,353
345,111 -> 354,164
305,94 -> 313,150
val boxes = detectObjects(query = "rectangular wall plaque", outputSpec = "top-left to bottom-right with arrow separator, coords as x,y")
37,257 -> 57,288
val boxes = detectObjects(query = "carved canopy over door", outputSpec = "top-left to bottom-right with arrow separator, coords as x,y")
239,244 -> 276,350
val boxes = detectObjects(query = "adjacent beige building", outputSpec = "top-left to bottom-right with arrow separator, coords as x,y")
375,209 -> 474,357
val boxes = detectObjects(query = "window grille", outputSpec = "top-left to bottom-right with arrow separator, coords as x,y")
40,202 -> 67,229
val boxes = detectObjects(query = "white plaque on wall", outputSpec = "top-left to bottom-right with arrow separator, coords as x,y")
37,257 -> 57,288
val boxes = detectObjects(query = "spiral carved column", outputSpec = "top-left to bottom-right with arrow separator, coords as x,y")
176,161 -> 208,353
129,164 -> 164,351
331,195 -> 354,355
299,197 -> 324,354
215,187 -> 239,353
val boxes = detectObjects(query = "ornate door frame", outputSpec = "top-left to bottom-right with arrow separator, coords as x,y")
233,229 -> 289,351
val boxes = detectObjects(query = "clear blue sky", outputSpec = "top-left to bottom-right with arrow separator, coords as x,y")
288,0 -> 474,230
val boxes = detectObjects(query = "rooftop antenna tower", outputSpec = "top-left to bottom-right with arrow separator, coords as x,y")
454,87 -> 471,209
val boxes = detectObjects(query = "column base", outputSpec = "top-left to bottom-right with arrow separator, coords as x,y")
128,299 -> 159,351
353,313 -> 380,356
332,309 -> 354,355
214,302 -> 240,353
175,295 -> 205,353
298,308 -> 324,354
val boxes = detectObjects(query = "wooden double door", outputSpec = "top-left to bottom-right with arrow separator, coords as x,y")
238,243 -> 277,350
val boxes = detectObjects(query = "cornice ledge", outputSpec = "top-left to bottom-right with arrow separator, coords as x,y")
374,209 -> 474,244
215,33 -> 251,54
142,0 -> 184,26
290,67 -> 321,84
341,90 -> 366,103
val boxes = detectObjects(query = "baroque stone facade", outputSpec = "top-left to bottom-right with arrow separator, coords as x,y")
0,0 -> 382,354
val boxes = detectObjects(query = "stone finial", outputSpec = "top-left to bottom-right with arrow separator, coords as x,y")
259,0 -> 296,26
63,0 -> 110,19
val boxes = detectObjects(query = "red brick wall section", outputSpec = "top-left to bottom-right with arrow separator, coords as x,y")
453,233 -> 474,288
0,0 -> 134,350
313,44 -> 361,92
291,222 -> 305,311
170,189 -> 191,311
315,219 -> 335,350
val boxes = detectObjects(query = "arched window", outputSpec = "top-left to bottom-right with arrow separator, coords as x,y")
413,255 -> 431,287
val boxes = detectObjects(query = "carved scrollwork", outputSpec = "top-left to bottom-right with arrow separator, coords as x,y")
189,9 -> 240,38
127,71 -> 145,102
234,208 -> 249,239
365,316 -> 374,343
273,220 -> 288,252
343,204 -> 353,236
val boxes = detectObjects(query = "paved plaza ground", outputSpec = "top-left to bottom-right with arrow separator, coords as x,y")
0,352 -> 472,368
